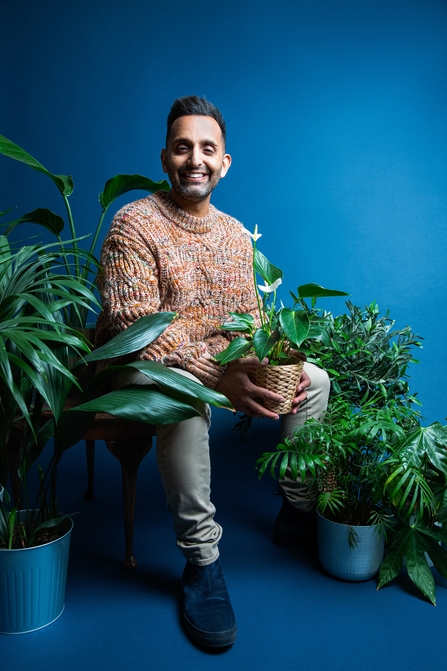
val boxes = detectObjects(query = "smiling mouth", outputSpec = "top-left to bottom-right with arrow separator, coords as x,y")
181,172 -> 209,181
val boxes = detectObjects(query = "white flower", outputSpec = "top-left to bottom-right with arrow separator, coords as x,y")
243,224 -> 262,241
257,278 -> 282,293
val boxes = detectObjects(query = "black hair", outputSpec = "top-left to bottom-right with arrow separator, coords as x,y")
166,95 -> 226,148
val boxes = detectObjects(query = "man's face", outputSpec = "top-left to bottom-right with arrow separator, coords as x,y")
161,115 -> 231,212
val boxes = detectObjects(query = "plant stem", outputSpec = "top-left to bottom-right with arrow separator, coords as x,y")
62,194 -> 79,279
253,237 -> 265,328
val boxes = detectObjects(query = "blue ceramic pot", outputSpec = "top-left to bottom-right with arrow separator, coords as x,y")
0,514 -> 73,634
317,511 -> 385,581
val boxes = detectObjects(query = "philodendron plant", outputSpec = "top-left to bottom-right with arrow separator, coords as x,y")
0,133 -> 170,327
214,226 -> 348,366
0,235 -> 233,550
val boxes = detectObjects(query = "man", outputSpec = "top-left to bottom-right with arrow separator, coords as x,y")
96,96 -> 329,648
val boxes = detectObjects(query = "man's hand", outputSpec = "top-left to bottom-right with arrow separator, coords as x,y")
289,368 -> 311,414
216,357 -> 286,420
216,358 -> 312,420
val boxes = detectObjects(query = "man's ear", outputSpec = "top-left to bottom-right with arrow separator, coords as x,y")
220,153 -> 232,178
161,148 -> 168,174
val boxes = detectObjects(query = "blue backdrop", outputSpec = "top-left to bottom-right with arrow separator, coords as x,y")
1,0 -> 446,424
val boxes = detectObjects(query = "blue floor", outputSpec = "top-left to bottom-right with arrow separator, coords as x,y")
3,410 -> 446,670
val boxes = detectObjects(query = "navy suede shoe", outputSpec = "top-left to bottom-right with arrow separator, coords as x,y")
273,496 -> 317,548
182,558 -> 237,648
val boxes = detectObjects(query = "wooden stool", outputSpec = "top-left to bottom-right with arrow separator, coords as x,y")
82,414 -> 157,570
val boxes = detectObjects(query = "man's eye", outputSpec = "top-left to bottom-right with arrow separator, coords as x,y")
176,144 -> 189,153
203,146 -> 215,154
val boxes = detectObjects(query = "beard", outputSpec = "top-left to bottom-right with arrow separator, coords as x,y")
167,167 -> 222,203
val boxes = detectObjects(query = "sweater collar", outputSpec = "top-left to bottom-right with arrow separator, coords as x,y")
150,190 -> 218,233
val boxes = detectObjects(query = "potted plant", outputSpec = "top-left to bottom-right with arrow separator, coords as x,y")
0,235 -> 233,633
257,396 -> 412,580
0,234 -> 97,634
257,299 -> 447,602
214,225 -> 348,413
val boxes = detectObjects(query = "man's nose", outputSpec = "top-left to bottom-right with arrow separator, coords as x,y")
187,146 -> 203,166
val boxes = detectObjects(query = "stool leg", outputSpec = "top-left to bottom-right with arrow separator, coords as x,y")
105,438 -> 152,570
84,439 -> 95,500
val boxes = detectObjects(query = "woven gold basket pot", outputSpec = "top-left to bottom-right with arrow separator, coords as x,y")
251,360 -> 304,414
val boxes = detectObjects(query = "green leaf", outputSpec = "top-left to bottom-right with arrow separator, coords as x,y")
68,387 -> 201,424
426,541 -> 447,580
99,175 -> 170,210
84,312 -> 177,362
377,529 -> 409,590
220,313 -> 255,333
405,529 -> 436,605
279,309 -> 309,347
297,283 -> 349,299
253,328 -> 279,361
254,249 -> 283,284
213,337 -> 253,364
396,423 -> 447,474
85,360 -> 233,411
0,134 -> 73,196
5,208 -> 65,236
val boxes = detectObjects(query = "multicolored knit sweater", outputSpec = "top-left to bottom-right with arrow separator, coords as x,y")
96,190 -> 257,388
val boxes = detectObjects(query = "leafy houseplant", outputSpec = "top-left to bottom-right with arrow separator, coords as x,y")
257,299 -> 447,603
0,234 -> 97,540
214,226 -> 348,367
0,134 -> 171,327
300,299 -> 423,414
378,421 -> 447,605
257,396 -> 410,528
214,226 -> 347,414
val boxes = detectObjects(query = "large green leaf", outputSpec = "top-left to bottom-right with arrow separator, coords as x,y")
254,249 -> 283,284
379,525 -> 441,605
253,328 -> 279,361
5,208 -> 65,236
377,527 -> 409,590
84,361 -> 233,410
297,283 -> 349,299
84,312 -> 177,362
213,337 -> 253,364
0,134 -> 73,196
119,361 -> 233,410
396,423 -> 447,474
99,175 -> 170,210
405,528 -> 436,605
279,309 -> 309,347
68,387 -> 201,424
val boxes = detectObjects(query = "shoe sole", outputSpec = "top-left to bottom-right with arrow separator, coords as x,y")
183,611 -> 237,648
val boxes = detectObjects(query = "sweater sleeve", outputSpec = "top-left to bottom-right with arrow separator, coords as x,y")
98,217 -> 230,388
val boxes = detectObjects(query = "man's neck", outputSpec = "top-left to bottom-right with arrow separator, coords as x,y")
168,190 -> 211,218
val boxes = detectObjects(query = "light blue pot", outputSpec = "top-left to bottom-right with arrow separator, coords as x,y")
0,514 -> 73,634
317,512 -> 385,581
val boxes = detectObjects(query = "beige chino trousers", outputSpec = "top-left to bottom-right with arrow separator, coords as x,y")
113,361 -> 330,566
